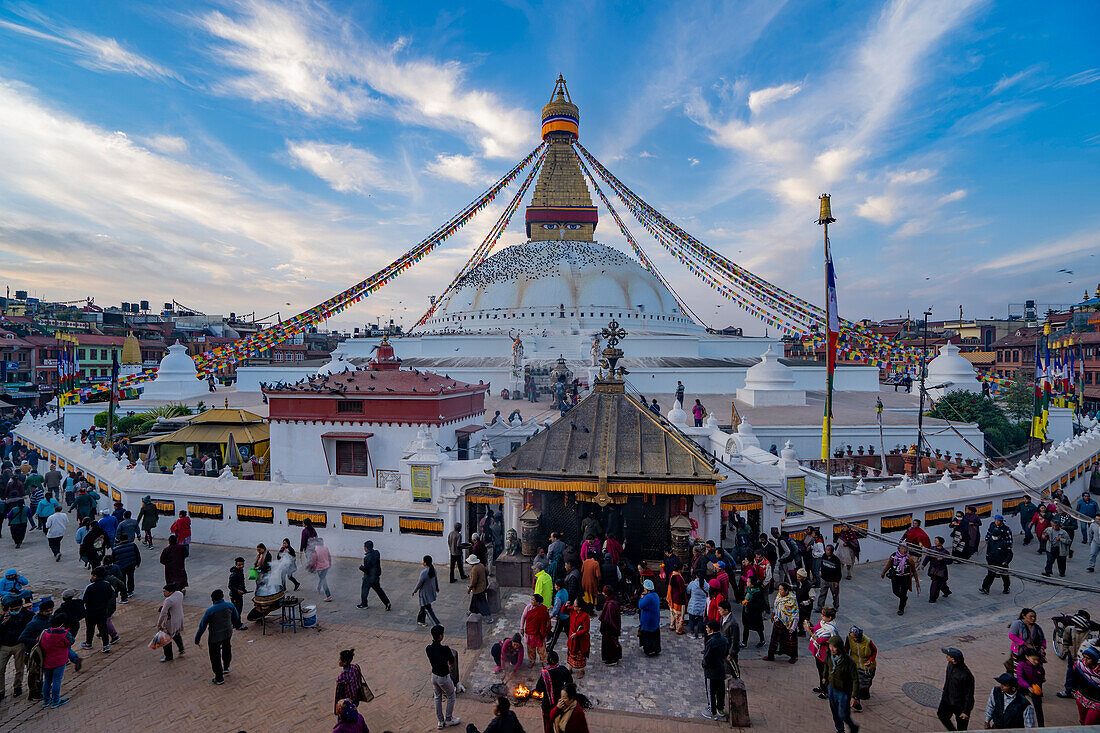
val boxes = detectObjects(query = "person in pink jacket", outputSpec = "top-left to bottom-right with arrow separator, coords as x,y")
309,537 -> 334,601
39,615 -> 74,708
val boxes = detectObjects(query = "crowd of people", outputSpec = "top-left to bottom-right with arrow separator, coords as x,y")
3,412 -> 1100,731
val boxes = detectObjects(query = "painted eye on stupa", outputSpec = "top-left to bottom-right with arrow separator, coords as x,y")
542,224 -> 558,230
566,224 -> 582,230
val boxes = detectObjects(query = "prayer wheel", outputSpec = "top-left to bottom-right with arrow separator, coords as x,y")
520,507 -> 541,556
670,514 -> 693,564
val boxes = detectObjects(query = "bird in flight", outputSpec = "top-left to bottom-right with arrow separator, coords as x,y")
1057,268 -> 1074,274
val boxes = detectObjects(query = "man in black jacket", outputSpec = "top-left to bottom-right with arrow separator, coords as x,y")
228,558 -> 248,630
112,536 -> 141,596
937,647 -> 974,730
81,567 -> 114,652
702,620 -> 730,720
357,540 -> 391,611
0,599 -> 32,699
979,515 -> 1013,595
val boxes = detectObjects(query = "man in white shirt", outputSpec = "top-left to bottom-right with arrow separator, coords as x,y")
45,505 -> 69,561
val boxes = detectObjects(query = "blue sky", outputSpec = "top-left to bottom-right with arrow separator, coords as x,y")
0,0 -> 1097,335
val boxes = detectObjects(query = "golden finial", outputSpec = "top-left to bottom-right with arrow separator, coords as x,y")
817,193 -> 836,225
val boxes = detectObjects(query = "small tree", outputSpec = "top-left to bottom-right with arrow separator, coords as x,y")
926,390 -> 1028,456
998,370 -> 1034,423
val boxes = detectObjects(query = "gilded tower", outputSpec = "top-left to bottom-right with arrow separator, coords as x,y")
525,76 -> 598,242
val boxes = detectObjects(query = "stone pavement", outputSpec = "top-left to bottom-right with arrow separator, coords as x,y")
1,516 -> 1098,731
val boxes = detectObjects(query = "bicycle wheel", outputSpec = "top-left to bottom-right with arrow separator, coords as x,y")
1053,622 -> 1068,659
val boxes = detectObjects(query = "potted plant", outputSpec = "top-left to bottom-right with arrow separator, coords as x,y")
857,446 -> 865,456
845,445 -> 853,456
867,445 -> 876,455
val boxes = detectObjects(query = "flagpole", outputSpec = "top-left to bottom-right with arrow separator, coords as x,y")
106,353 -> 119,449
818,194 -> 836,496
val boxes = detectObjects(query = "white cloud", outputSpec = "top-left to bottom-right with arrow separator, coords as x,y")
747,82 -> 802,114
196,0 -> 532,158
0,80 -> 378,310
888,168 -> 936,185
287,141 -> 406,193
637,150 -> 656,159
975,230 -> 1099,273
937,188 -> 967,204
1055,69 -> 1100,88
991,65 -> 1041,94
688,157 -> 700,166
425,154 -> 489,186
0,18 -> 179,82
141,135 -> 189,155
856,194 -> 899,224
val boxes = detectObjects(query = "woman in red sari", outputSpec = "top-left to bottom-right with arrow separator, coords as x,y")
566,601 -> 592,678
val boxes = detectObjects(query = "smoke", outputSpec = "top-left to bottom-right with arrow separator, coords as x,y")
257,551 -> 297,596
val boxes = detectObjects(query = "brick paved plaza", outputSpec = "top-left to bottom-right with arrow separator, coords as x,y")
0,520 -> 1095,732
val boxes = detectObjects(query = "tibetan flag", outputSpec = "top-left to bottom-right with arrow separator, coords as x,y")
822,236 -> 840,460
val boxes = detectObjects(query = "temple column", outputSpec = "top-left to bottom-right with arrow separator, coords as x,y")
700,496 -> 722,542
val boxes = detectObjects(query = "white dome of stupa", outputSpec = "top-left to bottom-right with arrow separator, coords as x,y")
140,340 -> 208,401
421,240 -> 702,336
736,347 -> 806,407
926,342 -> 980,400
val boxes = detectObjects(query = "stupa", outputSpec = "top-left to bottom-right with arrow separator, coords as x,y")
140,340 -> 208,401
331,77 -> 787,395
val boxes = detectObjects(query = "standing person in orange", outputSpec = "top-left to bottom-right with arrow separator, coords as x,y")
579,555 -> 600,611
666,566 -> 686,634
170,510 -> 191,546
565,600 -> 591,679
521,592 -> 551,666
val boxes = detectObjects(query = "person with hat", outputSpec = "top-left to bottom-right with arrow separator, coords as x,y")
1068,645 -> 1100,724
466,554 -> 491,623
1059,611 -> 1094,698
638,578 -> 661,656
983,671 -> 1036,728
794,568 -> 813,634
1041,518 -> 1071,577
937,647 -> 974,730
979,515 -> 1013,595
0,568 -> 31,606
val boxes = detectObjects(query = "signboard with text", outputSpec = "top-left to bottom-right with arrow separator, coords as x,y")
411,466 -> 432,502
785,476 -> 805,517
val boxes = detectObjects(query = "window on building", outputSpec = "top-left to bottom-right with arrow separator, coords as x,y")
336,400 -> 363,414
77,349 -> 85,359
1012,350 -> 1019,362
335,440 -> 369,475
